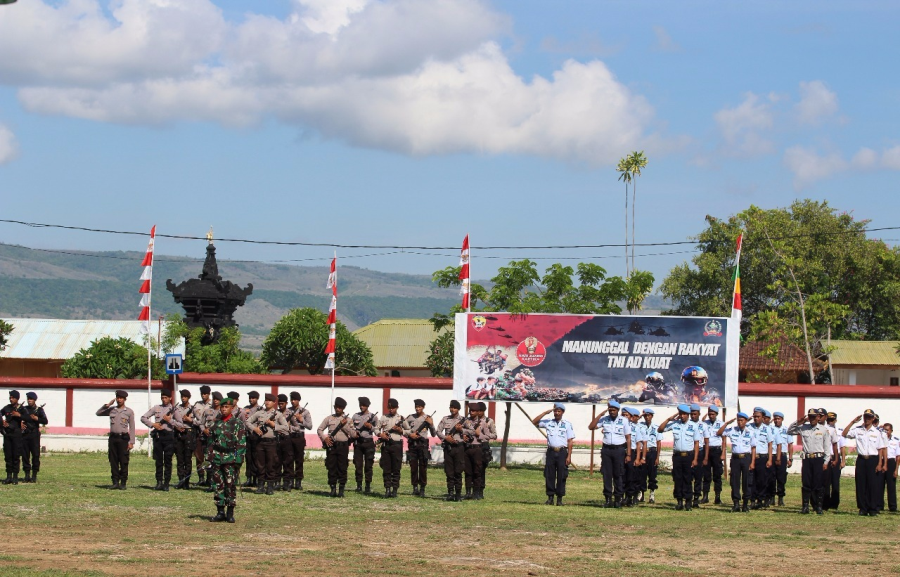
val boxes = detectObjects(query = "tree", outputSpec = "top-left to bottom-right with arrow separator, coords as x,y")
627,151 -> 648,274
261,307 -> 376,376
660,200 -> 900,379
617,157 -> 632,276
425,331 -> 454,378
0,319 -> 12,352
61,336 -> 164,379
162,315 -> 264,374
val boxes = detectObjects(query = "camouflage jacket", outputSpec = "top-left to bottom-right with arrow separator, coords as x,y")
206,414 -> 247,466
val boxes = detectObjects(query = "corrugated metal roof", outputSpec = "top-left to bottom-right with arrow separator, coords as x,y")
829,340 -> 900,366
353,319 -> 449,369
0,318 -> 184,360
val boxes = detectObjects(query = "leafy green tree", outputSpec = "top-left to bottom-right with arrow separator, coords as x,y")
261,307 -> 376,376
162,315 -> 264,374
426,259 -> 654,376
0,319 -> 12,351
61,336 -> 164,379
617,157 -> 632,275
627,151 -> 648,273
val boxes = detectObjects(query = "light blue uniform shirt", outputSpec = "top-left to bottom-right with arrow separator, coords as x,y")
723,425 -> 758,454
703,418 -> 724,447
630,422 -> 647,451
664,420 -> 704,452
598,414 -> 631,445
771,424 -> 789,453
750,422 -> 773,455
538,418 -> 576,449
644,422 -> 660,449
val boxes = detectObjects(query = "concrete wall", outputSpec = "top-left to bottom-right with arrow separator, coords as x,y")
833,367 -> 900,387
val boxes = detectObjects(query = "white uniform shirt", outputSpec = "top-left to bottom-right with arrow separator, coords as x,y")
703,418 -> 724,447
598,414 -> 631,445
845,425 -> 887,456
886,435 -> 900,460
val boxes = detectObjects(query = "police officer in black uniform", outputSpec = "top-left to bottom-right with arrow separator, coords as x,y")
20,392 -> 48,483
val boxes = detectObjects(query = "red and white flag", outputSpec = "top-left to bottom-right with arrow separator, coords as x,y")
138,226 -> 156,334
459,234 -> 470,311
324,256 -> 337,370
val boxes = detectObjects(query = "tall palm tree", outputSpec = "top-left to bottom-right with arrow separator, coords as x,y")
616,157 -> 632,277
627,151 -> 648,274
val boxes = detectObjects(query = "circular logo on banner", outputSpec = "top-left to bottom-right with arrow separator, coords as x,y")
471,315 -> 487,331
516,336 -> 546,367
703,320 -> 723,337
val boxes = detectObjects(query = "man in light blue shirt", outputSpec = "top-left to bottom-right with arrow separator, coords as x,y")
533,403 -> 575,506
771,411 -> 791,507
589,400 -> 632,508
623,407 -> 645,507
717,412 -> 758,512
748,408 -> 774,509
658,404 -> 703,511
701,405 -> 724,504
689,403 -> 709,508
640,408 -> 660,504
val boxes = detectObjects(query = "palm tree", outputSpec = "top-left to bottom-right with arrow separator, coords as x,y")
627,151 -> 648,274
616,157 -> 632,277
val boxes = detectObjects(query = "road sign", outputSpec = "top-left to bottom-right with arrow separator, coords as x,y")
165,353 -> 184,375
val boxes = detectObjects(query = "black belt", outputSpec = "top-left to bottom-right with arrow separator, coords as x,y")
603,443 -> 625,449
332,441 -> 349,446
152,429 -> 174,436
259,437 -> 277,443
732,453 -> 750,458
858,455 -> 875,459
805,452 -> 825,459
111,432 -> 130,440
382,439 -> 401,445
290,433 -> 306,438
675,451 -> 691,457
548,447 -> 568,453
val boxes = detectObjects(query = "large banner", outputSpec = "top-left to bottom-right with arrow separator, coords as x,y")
453,312 -> 737,408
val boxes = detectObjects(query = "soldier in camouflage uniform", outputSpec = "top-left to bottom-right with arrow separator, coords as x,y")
207,396 -> 247,523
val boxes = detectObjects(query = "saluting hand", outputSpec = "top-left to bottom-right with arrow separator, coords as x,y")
852,414 -> 863,424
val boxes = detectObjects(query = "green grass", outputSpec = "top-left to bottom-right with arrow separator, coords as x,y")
0,453 -> 894,577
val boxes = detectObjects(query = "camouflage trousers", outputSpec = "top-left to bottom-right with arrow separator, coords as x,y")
211,464 -> 239,507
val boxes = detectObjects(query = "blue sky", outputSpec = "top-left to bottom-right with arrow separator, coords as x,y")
1,0 -> 898,286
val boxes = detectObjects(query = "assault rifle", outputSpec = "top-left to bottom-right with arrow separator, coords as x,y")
20,403 -> 46,433
354,411 -> 378,442
376,415 -> 404,446
325,413 -> 350,451
413,411 -> 437,436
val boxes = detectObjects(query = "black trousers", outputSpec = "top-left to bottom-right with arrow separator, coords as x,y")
108,433 -> 130,483
625,457 -> 641,497
642,449 -> 659,492
464,444 -> 485,490
443,443 -> 465,492
245,435 -> 259,480
730,454 -> 751,501
691,456 -> 703,500
325,441 -> 349,486
823,458 -> 842,510
174,430 -> 195,480
152,431 -> 175,483
3,432 -> 23,474
855,455 -> 880,513
774,455 -> 789,497
276,435 -> 294,482
254,438 -> 280,482
353,438 -> 375,484
671,453 -> 693,501
545,447 -> 569,497
408,440 -> 429,487
290,435 -> 307,481
22,433 -> 40,474
702,446 -> 723,495
801,456 -> 825,506
750,455 -> 770,501
380,441 -> 403,488
600,445 -> 626,499
884,458 -> 897,511
767,456 -> 779,498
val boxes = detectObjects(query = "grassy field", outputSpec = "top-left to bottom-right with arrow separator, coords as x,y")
0,453 -> 896,577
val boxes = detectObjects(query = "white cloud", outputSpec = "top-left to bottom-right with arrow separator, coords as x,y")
795,80 -> 838,125
851,147 -> 878,169
714,93 -> 774,156
0,123 -> 17,164
881,145 -> 900,170
783,146 -> 846,188
653,26 -> 681,52
6,0 -> 661,165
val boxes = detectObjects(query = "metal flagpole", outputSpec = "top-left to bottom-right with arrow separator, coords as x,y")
329,251 -> 337,406
146,231 -> 153,457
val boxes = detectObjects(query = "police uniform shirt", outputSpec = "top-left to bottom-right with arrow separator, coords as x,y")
692,418 -> 712,446
172,403 -> 193,432
476,417 -> 498,443
786,421 -> 831,457
644,423 -> 660,449
771,424 -> 790,454
887,435 -> 900,460
598,414 -> 631,445
845,425 -> 887,456
437,415 -> 466,443
722,425 -> 757,454
703,418 -> 724,447
191,401 -> 211,429
664,419 -> 703,452
289,407 -> 312,434
351,411 -> 377,440
241,404 -> 263,424
538,418 -> 575,449
630,422 -> 647,451
404,413 -> 434,439
317,414 -> 355,443
141,404 -> 175,432
248,409 -> 289,439
749,422 -> 772,455
378,414 -> 405,442
96,404 -> 136,445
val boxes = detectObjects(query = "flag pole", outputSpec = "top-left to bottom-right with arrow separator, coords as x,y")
331,251 -> 336,406
326,251 -> 337,406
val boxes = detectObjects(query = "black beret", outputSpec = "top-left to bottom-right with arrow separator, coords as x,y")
476,402 -> 487,411
334,397 -> 347,409
414,398 -> 425,407
228,391 -> 240,400
290,391 -> 301,401
248,390 -> 260,399
9,390 -> 20,399
180,389 -> 191,398
160,389 -> 173,397
388,398 -> 399,409
277,393 -> 288,403
450,400 -> 461,410
358,396 -> 371,407
115,389 -> 128,398
264,393 -> 277,402
26,392 -> 38,401
211,392 -> 223,401
199,386 -> 211,395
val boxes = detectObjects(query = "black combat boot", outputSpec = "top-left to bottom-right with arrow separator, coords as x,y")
195,471 -> 205,487
714,492 -> 722,505
675,499 -> 684,511
447,490 -> 458,502
266,482 -> 275,495
163,480 -> 170,492
174,476 -> 184,489
9,473 -> 17,485
778,496 -> 785,506
545,495 -> 554,505
419,486 -> 426,498
111,479 -> 120,490
294,479 -> 301,490
23,472 -> 31,483
119,480 -> 127,490
613,496 -> 622,508
297,480 -> 303,490
355,483 -> 363,493
731,500 -> 740,512
338,484 -> 345,498
815,497 -> 824,515
454,489 -> 462,502
154,480 -> 164,491
330,484 -> 338,497
283,479 -> 292,493
801,501 -> 810,514
700,492 -> 709,504
692,498 -> 700,509
384,487 -> 391,498
211,506 -> 226,522
29,472 -> 37,484
476,489 -> 484,501
1,473 -> 11,485
465,488 -> 473,500
226,506 -> 235,523
684,500 -> 692,512
556,496 -> 564,506
603,497 -> 612,508
742,499 -> 750,512
364,482 -> 370,494
255,481 -> 266,495
413,485 -> 420,496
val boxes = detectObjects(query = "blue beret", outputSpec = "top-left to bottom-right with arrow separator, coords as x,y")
773,411 -> 784,418
608,400 -> 621,409
554,402 -> 565,411
677,404 -> 690,413
737,412 -> 749,419
762,409 -> 772,418
753,406 -> 763,413
707,405 -> 720,413
626,407 -> 640,416
642,408 -> 655,415
689,403 -> 701,412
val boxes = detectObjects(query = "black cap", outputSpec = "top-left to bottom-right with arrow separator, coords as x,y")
199,385 -> 211,395
358,396 -> 371,407
264,393 -> 277,402
248,390 -> 260,399
475,402 -> 486,411
115,389 -> 128,398
9,390 -> 20,399
180,389 -> 191,398
864,409 -> 876,417
211,392 -> 223,401
26,392 -> 38,401
228,391 -> 240,400
277,393 -> 288,403
414,398 -> 425,407
334,397 -> 347,409
290,391 -> 301,401
450,400 -> 461,410
817,408 -> 827,415
160,389 -> 172,398
388,398 -> 399,409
